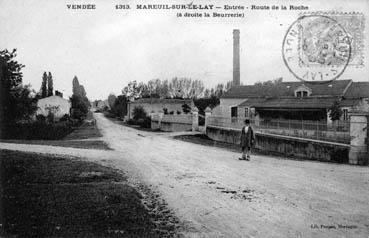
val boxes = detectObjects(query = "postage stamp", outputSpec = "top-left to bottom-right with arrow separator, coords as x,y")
282,12 -> 365,83
300,12 -> 365,67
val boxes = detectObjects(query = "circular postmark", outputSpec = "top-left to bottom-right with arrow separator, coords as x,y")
282,15 -> 352,83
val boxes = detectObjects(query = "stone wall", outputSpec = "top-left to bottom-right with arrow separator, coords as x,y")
206,125 -> 350,163
151,114 -> 193,132
159,121 -> 192,132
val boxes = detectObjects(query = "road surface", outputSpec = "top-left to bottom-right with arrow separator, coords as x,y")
1,113 -> 369,238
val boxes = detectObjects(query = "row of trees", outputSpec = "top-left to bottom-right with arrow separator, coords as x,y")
39,72 -> 53,98
121,78 -> 233,101
102,78 -> 233,120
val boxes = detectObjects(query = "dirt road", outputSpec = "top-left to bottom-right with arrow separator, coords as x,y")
1,113 -> 369,238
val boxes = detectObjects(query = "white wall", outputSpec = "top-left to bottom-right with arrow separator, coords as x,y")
217,98 -> 246,118
37,96 -> 71,119
129,102 -> 192,119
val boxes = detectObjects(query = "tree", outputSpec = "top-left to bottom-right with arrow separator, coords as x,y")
203,89 -> 211,98
182,104 -> 191,114
47,72 -> 53,96
55,90 -> 63,97
214,83 -> 224,98
225,81 -> 233,91
70,75 -> 90,120
72,76 -> 80,96
159,79 -> 170,98
132,106 -> 147,121
122,80 -> 141,100
40,72 -> 47,98
112,95 -> 128,117
137,82 -> 150,98
107,94 -> 117,109
0,49 -> 37,124
167,77 -> 204,99
253,78 -> 284,98
70,94 -> 89,120
329,100 -> 343,121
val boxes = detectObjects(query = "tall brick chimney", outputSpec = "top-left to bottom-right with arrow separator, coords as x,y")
233,29 -> 240,86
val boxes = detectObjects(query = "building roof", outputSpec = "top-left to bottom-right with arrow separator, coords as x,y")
238,96 -> 364,109
238,97 -> 337,109
130,98 -> 193,104
344,82 -> 369,98
238,98 -> 267,107
222,80 -> 353,98
249,97 -> 338,109
339,99 -> 362,107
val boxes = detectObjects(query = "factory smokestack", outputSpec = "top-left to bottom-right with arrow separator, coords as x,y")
233,29 -> 240,86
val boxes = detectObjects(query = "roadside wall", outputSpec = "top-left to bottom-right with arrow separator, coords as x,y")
151,114 -> 193,132
206,125 -> 350,163
159,121 -> 192,132
257,128 -> 349,144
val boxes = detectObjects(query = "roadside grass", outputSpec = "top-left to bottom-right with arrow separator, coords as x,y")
1,112 -> 111,150
0,138 -> 110,150
101,112 -> 164,133
0,150 -> 178,238
63,122 -> 103,140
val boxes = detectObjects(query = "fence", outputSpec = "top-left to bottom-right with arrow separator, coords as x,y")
207,116 -> 351,144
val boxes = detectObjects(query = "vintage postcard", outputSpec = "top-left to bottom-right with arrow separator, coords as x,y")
0,0 -> 368,237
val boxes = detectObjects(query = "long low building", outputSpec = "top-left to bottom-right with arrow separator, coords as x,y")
214,79 -> 369,123
127,98 -> 194,119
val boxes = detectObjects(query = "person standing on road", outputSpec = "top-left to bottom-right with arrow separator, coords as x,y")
239,119 -> 255,161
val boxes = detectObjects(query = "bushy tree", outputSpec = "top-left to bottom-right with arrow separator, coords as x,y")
112,95 -> 128,118
194,96 -> 219,113
0,49 -> 37,124
182,104 -> 191,114
107,94 -> 117,109
329,100 -> 343,121
132,106 -> 150,128
132,106 -> 147,121
70,94 -> 89,120
55,90 -> 63,97
70,76 -> 90,120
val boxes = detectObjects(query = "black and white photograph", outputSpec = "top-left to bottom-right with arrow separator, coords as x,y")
0,0 -> 368,237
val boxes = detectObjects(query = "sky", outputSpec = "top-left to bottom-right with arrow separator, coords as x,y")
1,0 -> 368,100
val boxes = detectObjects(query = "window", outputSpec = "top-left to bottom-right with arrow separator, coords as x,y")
294,85 -> 312,98
245,108 -> 249,118
296,90 -> 309,98
231,107 -> 238,118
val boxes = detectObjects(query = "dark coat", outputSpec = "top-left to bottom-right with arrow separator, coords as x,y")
240,126 -> 255,148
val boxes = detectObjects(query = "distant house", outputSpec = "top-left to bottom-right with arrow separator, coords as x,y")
127,98 -> 194,119
214,79 -> 369,124
37,95 -> 71,120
